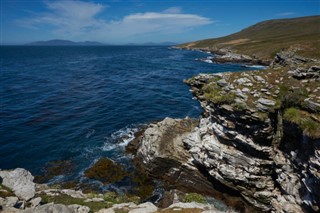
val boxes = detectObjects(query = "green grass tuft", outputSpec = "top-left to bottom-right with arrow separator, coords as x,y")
284,108 -> 320,138
183,193 -> 207,204
39,193 -> 110,213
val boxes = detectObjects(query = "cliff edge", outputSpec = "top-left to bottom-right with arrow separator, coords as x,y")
133,52 -> 320,213
133,16 -> 320,213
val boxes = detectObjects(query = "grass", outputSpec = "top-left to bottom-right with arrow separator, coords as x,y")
183,193 -> 207,204
202,82 -> 236,104
39,191 -> 141,213
39,193 -> 111,213
103,192 -> 140,204
280,88 -> 309,109
178,16 -> 320,60
300,119 -> 320,138
284,108 -> 320,138
283,108 -> 301,123
232,102 -> 247,111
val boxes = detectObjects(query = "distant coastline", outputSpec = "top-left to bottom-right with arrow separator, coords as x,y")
23,39 -> 178,46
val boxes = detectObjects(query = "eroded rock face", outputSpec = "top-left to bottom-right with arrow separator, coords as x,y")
183,114 -> 276,211
135,118 -> 215,195
0,168 -> 35,201
134,52 -> 320,212
183,53 -> 320,212
133,118 -> 254,212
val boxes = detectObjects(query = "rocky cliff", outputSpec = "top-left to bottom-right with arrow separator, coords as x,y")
132,51 -> 320,212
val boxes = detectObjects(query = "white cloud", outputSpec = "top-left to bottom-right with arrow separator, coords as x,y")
17,1 -> 213,42
276,12 -> 295,16
18,0 -> 106,36
163,7 -> 182,14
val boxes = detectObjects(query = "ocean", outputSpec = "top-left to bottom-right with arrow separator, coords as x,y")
0,46 -> 255,187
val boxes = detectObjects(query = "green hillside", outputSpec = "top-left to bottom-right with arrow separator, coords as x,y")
178,16 -> 320,60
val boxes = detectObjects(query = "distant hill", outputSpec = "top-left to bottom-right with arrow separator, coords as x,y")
178,16 -> 320,59
27,39 -> 106,46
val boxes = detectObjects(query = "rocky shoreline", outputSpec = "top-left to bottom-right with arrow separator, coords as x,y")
0,168 -> 230,213
1,49 -> 319,213
130,49 -> 320,212
175,47 -> 271,66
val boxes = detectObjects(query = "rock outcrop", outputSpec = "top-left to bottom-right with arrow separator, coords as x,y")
135,118 -> 215,195
191,48 -> 270,66
133,52 -> 320,212
0,166 -> 225,213
0,168 -> 35,201
132,118 -> 256,212
210,49 -> 270,66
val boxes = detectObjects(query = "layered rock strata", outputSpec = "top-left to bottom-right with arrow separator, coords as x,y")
133,52 -> 320,212
133,118 -> 251,212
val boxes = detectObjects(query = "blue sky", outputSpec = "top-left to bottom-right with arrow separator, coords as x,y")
1,0 -> 319,44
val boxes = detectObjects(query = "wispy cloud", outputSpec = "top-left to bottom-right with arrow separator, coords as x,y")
18,1 -> 106,36
276,12 -> 295,16
17,0 -> 213,42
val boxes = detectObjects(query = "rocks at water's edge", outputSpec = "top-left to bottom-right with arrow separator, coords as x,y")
0,168 -> 223,213
0,168 -> 35,201
190,48 -> 270,66
131,51 -> 320,212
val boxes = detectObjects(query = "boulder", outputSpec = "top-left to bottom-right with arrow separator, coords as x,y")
0,196 -> 19,208
91,198 -> 104,202
29,197 -> 41,208
128,202 -> 157,213
257,98 -> 275,106
217,79 -> 228,87
97,202 -> 137,213
304,98 -> 320,112
0,168 -> 35,201
68,204 -> 90,213
23,203 -> 72,213
166,202 -> 214,210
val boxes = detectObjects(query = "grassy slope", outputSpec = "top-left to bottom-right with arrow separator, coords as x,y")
178,16 -> 320,60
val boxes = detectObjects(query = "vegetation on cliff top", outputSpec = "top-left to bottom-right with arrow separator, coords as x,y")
39,191 -> 141,213
186,59 -> 320,138
178,16 -> 320,60
284,108 -> 320,138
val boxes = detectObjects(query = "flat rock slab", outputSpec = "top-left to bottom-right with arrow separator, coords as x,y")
258,98 -> 276,106
23,203 -> 72,213
0,168 -> 35,201
97,202 -> 157,213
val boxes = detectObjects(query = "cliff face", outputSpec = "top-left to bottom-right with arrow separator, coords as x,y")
185,52 -> 320,212
133,52 -> 320,212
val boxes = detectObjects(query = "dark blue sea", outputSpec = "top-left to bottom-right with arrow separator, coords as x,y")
0,46 -> 255,186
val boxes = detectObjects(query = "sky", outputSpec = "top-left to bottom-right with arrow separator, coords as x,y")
1,0 -> 319,44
